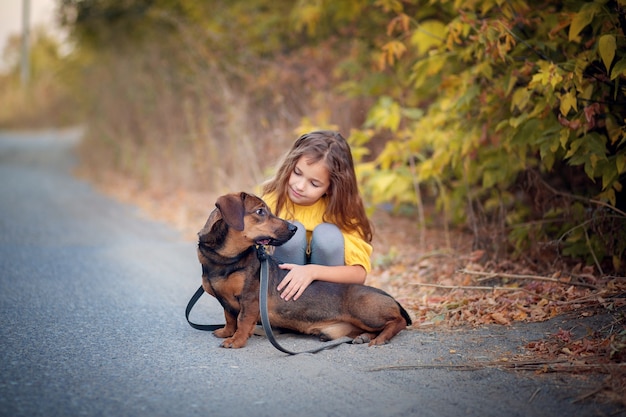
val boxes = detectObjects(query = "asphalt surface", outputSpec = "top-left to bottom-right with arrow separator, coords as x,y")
0,129 -> 623,417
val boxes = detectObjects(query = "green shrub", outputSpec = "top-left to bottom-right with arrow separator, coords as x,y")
348,0 -> 626,273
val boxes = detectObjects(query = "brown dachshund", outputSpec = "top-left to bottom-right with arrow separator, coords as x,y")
197,192 -> 412,348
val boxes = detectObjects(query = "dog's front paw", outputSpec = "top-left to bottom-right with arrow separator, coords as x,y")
220,337 -> 247,349
214,327 -> 235,338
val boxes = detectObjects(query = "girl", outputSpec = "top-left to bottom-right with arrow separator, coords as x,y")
262,130 -> 373,301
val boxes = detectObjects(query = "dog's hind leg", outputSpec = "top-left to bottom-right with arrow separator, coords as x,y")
368,317 -> 408,346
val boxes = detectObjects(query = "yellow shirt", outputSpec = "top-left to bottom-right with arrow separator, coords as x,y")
263,192 -> 372,273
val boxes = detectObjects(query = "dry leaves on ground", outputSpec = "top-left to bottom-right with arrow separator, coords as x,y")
366,210 -> 625,406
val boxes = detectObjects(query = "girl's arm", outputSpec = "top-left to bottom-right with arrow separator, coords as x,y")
277,263 -> 366,301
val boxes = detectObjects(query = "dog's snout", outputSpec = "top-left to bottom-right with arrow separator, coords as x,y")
288,223 -> 297,234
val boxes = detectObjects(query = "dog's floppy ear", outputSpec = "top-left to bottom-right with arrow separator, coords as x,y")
214,192 -> 247,231
197,206 -> 223,241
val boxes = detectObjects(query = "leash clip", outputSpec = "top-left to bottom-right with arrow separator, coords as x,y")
255,244 -> 268,261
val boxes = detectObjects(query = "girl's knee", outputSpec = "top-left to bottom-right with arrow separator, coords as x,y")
273,221 -> 306,264
311,223 -> 344,266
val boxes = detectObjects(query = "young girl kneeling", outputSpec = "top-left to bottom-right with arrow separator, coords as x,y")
262,130 -> 373,301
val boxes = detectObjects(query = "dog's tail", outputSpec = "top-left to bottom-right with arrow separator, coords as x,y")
397,302 -> 413,326
371,286 -> 413,326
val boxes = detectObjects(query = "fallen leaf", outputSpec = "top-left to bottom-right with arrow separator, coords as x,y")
491,312 -> 510,325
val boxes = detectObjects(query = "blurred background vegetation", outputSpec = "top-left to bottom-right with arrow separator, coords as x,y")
1,0 -> 625,275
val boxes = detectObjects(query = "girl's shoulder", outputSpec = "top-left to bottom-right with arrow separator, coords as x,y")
261,191 -> 278,211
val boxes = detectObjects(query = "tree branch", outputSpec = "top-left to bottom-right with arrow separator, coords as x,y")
458,269 -> 599,290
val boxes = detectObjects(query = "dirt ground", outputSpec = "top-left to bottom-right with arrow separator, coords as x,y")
91,172 -> 626,407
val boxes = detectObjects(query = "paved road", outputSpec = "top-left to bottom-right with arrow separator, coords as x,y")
0,130 -> 622,417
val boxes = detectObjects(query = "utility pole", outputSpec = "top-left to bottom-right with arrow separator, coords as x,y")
21,0 -> 31,88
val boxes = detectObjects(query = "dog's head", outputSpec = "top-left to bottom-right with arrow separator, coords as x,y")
198,192 -> 296,255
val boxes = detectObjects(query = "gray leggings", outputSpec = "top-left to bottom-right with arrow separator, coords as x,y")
273,221 -> 345,266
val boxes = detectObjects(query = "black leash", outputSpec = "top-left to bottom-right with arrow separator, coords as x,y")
256,245 -> 351,355
185,246 -> 351,354
185,285 -> 223,331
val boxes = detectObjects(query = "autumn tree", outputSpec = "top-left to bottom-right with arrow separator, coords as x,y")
327,0 -> 626,274
56,0 -> 626,273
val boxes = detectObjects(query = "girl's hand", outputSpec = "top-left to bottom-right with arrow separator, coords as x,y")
276,263 -> 315,301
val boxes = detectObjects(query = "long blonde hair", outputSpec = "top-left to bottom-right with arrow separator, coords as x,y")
263,131 -> 373,242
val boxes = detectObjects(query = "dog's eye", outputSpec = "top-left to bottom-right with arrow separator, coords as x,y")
255,208 -> 266,216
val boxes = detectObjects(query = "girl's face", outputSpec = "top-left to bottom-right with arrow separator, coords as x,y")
287,156 -> 330,206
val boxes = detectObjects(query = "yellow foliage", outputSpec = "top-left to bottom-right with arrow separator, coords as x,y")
598,35 -> 616,74
511,87 -> 531,112
411,53 -> 447,89
410,20 -> 447,56
292,3 -> 323,36
374,0 -> 404,13
386,13 -> 411,36
366,96 -> 402,132
380,40 -> 407,68
295,111 -> 340,137
568,3 -> 601,42
558,90 -> 578,116
610,58 -> 626,81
